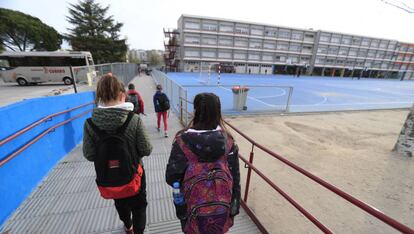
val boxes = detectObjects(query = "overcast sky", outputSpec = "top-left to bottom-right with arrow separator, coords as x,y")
1,0 -> 413,50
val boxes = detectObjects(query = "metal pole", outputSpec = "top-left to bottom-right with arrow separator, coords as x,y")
286,87 -> 293,113
243,144 -> 255,202
69,66 -> 78,93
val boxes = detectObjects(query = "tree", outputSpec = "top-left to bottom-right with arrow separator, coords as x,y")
393,104 -> 414,157
65,0 -> 127,63
0,8 -> 62,51
147,50 -> 163,66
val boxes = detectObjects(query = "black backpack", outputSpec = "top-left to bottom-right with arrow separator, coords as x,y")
128,94 -> 141,114
87,112 -> 143,199
157,93 -> 170,111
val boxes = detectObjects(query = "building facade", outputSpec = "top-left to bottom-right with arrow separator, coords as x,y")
167,14 -> 414,79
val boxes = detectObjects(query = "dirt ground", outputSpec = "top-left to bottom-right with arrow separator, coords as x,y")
226,109 -> 414,234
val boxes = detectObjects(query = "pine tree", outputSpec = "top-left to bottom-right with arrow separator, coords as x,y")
0,8 -> 61,51
65,0 -> 127,63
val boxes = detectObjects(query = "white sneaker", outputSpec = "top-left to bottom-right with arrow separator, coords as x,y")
164,131 -> 169,138
157,127 -> 160,132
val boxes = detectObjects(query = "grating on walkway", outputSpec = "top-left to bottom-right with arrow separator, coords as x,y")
1,74 -> 261,234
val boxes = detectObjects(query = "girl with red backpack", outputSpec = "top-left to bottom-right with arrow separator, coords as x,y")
83,74 -> 152,234
165,93 -> 241,233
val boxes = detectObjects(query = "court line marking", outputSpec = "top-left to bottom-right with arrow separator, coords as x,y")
291,101 -> 413,107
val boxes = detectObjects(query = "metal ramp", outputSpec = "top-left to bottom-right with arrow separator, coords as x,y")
1,75 -> 260,234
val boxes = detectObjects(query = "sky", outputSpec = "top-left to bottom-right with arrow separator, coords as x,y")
0,0 -> 413,50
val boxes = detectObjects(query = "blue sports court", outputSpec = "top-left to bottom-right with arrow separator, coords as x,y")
165,72 -> 414,113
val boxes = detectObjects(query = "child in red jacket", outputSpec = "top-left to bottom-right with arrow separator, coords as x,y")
127,83 -> 145,115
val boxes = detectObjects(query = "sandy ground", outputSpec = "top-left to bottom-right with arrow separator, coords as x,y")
226,110 -> 414,234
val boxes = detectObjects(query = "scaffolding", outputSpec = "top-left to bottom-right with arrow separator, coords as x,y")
163,28 -> 180,72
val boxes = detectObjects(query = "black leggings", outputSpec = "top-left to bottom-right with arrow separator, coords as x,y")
114,171 -> 147,234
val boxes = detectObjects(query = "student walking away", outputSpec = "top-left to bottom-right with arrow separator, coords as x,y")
83,74 -> 152,234
127,83 -> 145,115
165,93 -> 241,234
153,84 -> 170,137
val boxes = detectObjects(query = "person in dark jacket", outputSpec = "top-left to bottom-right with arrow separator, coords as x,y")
127,83 -> 145,115
83,74 -> 152,234
153,84 -> 170,137
165,92 -> 241,233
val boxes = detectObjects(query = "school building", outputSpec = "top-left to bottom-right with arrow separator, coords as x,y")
164,14 -> 414,80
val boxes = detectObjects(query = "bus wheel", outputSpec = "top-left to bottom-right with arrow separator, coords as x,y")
63,77 -> 73,85
17,78 -> 28,86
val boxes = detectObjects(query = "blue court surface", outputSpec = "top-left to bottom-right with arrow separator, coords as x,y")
166,72 -> 414,113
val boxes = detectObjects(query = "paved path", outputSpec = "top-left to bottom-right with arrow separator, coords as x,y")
1,74 -> 260,233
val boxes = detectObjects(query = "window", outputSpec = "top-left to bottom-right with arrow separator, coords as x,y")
302,45 -> 313,52
278,29 -> 290,39
381,63 -> 389,69
202,22 -> 217,31
339,48 -> 348,56
361,38 -> 371,47
265,28 -> 277,37
358,49 -> 367,57
248,53 -> 260,60
234,39 -> 248,47
318,46 -> 328,54
0,58 -> 10,68
320,33 -> 330,42
201,50 -> 216,58
371,39 -> 379,48
68,57 -> 85,66
352,37 -> 361,45
376,51 -> 385,59
184,35 -> 200,44
326,58 -> 335,64
185,21 -> 200,30
315,57 -> 325,64
235,24 -> 249,34
262,53 -> 273,61
275,55 -> 286,62
368,50 -> 376,57
218,37 -> 232,46
218,51 -> 232,59
328,46 -> 339,55
349,48 -> 358,56
379,41 -> 388,49
331,35 -> 341,44
263,41 -> 276,49
219,23 -> 233,33
277,42 -> 289,50
342,36 -> 352,45
292,31 -> 303,40
184,50 -> 200,57
300,56 -> 310,63
249,40 -> 262,48
289,43 -> 301,52
388,42 -> 397,50
288,56 -> 299,63
201,36 -> 217,45
234,52 -> 247,59
251,26 -> 264,36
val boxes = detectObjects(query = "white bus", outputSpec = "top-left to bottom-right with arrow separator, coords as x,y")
0,51 -> 95,86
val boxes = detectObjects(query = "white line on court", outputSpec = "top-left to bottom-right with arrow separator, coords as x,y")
254,89 -> 286,99
291,101 -> 413,107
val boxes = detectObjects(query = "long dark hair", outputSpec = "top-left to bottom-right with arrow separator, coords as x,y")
179,93 -> 232,138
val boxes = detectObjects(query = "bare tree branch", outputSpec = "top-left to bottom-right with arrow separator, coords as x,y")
381,0 -> 414,13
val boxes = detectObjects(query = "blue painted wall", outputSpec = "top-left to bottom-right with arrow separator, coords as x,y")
0,91 -> 95,226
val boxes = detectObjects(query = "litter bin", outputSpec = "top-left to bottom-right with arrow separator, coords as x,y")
232,86 -> 249,111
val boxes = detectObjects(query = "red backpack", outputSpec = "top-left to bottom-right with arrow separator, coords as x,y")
176,134 -> 234,234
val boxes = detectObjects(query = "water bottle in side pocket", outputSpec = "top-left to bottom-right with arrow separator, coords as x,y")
172,182 -> 187,220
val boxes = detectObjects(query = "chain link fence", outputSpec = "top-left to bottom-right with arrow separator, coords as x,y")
71,63 -> 139,92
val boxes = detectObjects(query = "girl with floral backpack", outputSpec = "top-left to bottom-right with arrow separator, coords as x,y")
165,93 -> 241,233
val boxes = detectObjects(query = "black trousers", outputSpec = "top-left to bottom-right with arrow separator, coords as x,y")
114,170 -> 147,234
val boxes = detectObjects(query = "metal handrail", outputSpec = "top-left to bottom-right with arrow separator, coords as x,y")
224,120 -> 414,234
0,103 -> 94,167
179,96 -> 414,233
0,102 -> 94,146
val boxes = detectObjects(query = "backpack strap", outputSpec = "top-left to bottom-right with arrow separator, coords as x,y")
116,111 -> 135,134
87,118 -> 105,137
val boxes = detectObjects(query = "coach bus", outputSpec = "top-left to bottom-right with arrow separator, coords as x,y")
0,51 -> 95,86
